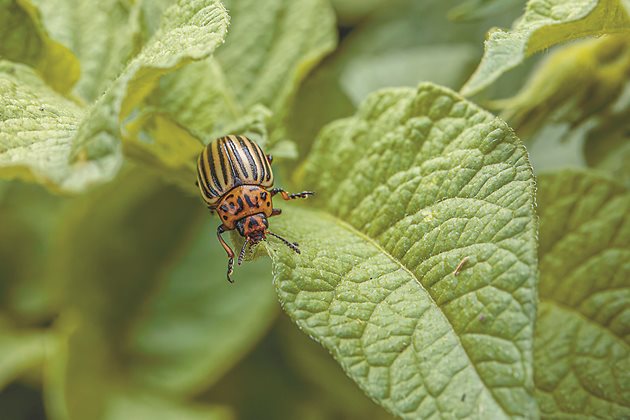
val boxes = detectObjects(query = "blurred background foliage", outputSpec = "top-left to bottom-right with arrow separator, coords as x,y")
0,0 -> 629,418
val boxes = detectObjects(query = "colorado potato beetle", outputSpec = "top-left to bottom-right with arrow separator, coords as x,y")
196,135 -> 313,283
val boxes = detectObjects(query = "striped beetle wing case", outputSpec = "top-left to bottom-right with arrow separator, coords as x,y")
196,135 -> 274,209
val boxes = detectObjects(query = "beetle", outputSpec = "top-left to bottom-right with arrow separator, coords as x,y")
196,135 -> 313,283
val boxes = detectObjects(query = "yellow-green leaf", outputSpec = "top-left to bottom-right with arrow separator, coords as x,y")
0,62 -> 90,190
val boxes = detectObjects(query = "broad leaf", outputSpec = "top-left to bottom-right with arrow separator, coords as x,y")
268,83 -> 539,418
0,62 -> 86,189
0,0 -> 80,93
535,170 -> 630,418
461,0 -> 630,96
0,0 -> 228,192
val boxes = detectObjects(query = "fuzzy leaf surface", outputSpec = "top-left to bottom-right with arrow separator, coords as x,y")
535,170 -> 630,418
268,83 -> 539,418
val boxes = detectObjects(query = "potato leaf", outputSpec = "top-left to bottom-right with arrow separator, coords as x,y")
267,83 -> 539,418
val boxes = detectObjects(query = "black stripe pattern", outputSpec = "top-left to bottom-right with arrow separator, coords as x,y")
196,135 -> 274,207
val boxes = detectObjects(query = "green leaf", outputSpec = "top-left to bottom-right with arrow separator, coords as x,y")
0,0 -> 80,93
31,0 -> 143,102
0,62 -> 87,190
278,319 -> 392,419
461,0 -> 630,96
535,170 -> 630,418
0,0 -> 229,192
268,83 -> 539,418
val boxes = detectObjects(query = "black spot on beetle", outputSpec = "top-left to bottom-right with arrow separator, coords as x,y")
220,205 -> 229,212
261,191 -> 267,200
223,216 -> 228,220
266,201 -> 270,207
244,194 -> 256,207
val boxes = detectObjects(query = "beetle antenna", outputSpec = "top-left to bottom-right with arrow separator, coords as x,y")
267,231 -> 300,254
238,238 -> 249,265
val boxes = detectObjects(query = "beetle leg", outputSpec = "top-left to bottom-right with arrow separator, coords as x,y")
267,231 -> 300,254
217,225 -> 235,283
270,208 -> 282,217
238,238 -> 249,266
266,154 -> 273,164
270,188 -> 314,201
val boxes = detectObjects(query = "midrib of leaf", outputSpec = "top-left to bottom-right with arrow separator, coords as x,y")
284,207 -> 512,416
